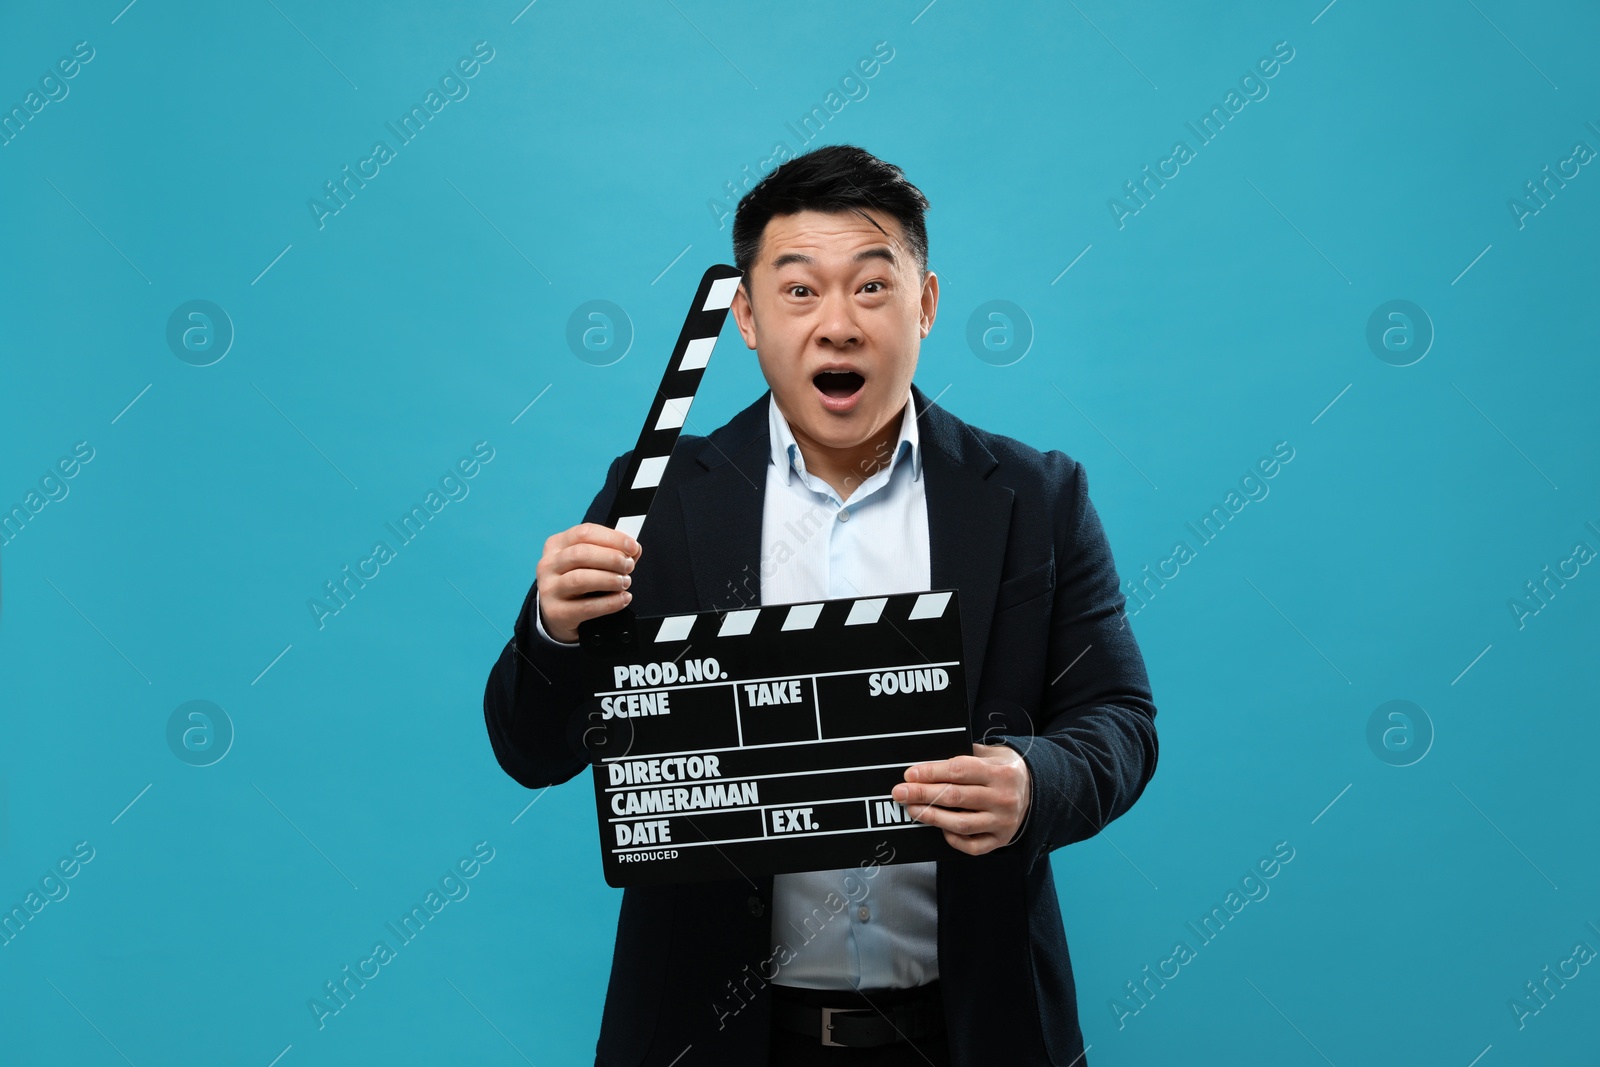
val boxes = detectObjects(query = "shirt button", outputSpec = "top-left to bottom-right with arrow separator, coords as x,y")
857,905 -> 870,922
748,895 -> 765,917
838,509 -> 850,522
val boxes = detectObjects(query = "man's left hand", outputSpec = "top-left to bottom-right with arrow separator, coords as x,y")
891,743 -> 1031,856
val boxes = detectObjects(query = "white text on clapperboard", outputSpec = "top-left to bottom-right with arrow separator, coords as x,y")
601,656 -> 952,854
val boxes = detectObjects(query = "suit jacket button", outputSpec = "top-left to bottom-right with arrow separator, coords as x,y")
748,895 -> 765,917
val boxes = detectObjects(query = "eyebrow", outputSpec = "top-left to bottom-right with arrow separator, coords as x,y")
769,247 -> 896,271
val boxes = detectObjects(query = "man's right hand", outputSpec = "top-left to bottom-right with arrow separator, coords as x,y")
536,523 -> 641,643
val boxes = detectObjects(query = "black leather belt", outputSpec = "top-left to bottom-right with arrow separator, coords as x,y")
771,982 -> 945,1048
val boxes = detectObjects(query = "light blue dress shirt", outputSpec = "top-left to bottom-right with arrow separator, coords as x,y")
536,390 -> 940,991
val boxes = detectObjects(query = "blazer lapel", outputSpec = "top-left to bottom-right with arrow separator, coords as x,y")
679,391 -> 771,615
912,382 -> 1014,714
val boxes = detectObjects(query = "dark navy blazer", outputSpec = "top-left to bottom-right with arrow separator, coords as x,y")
484,382 -> 1159,1066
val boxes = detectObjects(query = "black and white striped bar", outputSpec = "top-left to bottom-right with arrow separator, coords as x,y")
602,263 -> 743,543
579,589 -> 971,887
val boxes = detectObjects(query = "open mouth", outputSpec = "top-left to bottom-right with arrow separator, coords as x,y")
813,370 -> 866,399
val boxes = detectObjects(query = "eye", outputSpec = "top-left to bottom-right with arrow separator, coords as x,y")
861,281 -> 885,293
786,285 -> 812,298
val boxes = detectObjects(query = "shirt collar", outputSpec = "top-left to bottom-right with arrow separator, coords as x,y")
767,389 -> 922,488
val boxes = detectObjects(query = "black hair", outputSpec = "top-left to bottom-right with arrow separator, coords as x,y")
731,144 -> 930,287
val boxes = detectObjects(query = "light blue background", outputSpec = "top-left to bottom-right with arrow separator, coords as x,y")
3,1 -> 1597,1064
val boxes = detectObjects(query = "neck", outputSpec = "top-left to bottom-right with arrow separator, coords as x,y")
786,398 -> 907,503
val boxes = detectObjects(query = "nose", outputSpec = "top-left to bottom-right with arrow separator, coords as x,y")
815,289 -> 862,349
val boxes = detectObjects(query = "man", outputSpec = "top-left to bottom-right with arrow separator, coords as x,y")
484,144 -> 1158,1066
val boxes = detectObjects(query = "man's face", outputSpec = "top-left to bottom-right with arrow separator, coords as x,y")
730,208 -> 938,453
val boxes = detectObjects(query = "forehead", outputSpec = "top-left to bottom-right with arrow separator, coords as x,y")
756,208 -> 907,271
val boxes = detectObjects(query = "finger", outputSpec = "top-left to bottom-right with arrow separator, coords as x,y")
548,542 -> 638,578
549,523 -> 640,559
942,829 -> 1002,856
561,589 -> 633,624
904,783 -> 1026,835
551,566 -> 634,600
904,755 -> 994,787
903,803 -> 1002,838
892,781 -> 1001,811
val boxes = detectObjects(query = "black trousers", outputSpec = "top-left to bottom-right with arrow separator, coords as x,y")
767,983 -> 953,1066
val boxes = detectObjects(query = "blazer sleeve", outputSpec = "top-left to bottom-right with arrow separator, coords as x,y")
482,452 -> 628,789
994,455 -> 1159,873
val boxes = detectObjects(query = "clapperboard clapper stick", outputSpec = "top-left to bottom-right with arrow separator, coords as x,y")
576,264 -> 972,887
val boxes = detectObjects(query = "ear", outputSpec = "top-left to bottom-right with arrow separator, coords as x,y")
730,281 -> 759,350
918,270 -> 939,339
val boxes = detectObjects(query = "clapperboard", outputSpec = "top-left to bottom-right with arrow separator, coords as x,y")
577,265 -> 972,888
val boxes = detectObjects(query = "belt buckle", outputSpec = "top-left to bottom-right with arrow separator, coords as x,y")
820,1005 -> 852,1047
